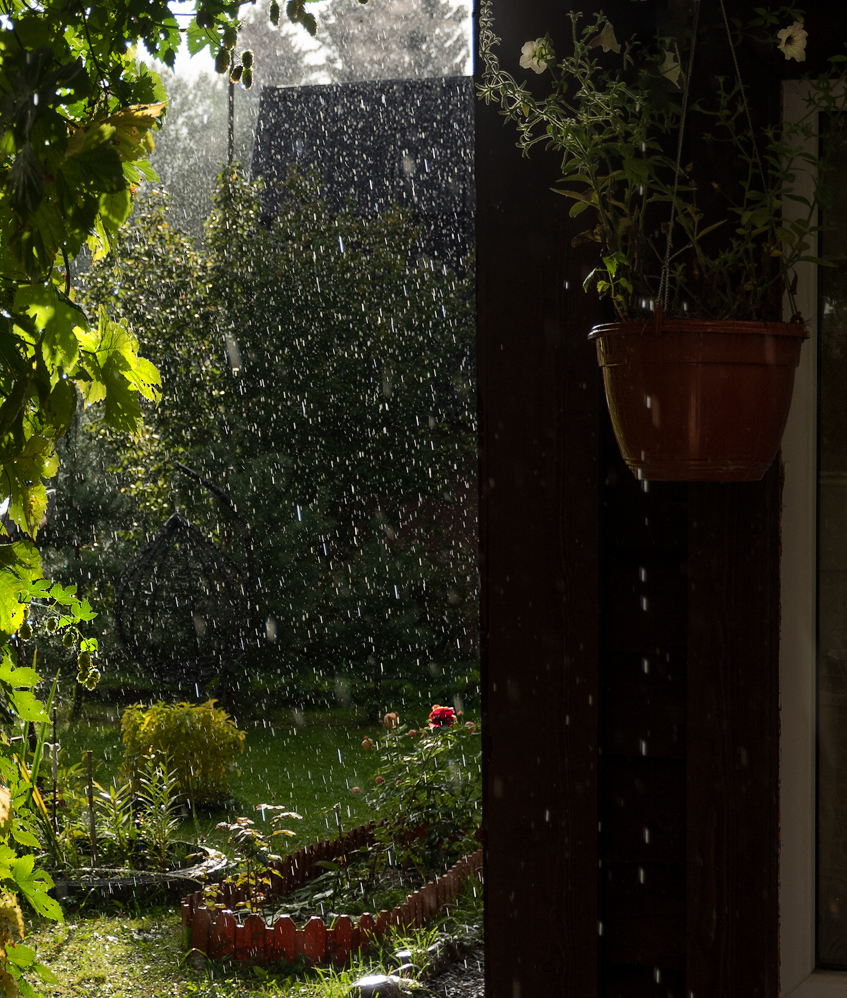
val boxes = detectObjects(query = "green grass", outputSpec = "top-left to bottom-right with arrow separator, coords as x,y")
45,703 -> 449,854
25,908 -> 392,997
23,879 -> 483,997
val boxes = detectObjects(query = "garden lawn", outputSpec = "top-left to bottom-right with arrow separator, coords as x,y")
25,909 -> 395,997
53,707 -> 386,853
24,876 -> 483,996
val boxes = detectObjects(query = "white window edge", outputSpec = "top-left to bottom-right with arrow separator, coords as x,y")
779,79 -> 847,997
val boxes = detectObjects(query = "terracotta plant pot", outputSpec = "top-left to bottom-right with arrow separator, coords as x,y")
589,314 -> 809,482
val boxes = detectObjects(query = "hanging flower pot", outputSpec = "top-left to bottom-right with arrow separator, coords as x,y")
589,315 -> 808,482
478,1 -> 844,475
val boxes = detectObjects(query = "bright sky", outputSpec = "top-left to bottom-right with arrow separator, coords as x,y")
170,1 -> 321,80
169,0 -> 473,81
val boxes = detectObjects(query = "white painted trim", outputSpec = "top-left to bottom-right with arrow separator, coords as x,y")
780,80 -> 845,997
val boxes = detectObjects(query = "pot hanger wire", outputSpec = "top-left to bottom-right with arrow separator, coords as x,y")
658,0 -> 700,312
659,0 -> 767,313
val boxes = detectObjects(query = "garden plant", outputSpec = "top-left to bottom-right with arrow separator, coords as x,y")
202,704 -> 482,929
479,0 -> 847,321
121,700 -> 246,806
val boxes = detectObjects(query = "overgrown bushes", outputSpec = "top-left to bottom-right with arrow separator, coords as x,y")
121,700 -> 245,805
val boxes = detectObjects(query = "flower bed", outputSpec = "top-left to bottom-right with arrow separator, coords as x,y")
180,820 -> 482,965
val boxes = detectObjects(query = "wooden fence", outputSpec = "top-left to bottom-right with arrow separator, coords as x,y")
181,821 -> 483,965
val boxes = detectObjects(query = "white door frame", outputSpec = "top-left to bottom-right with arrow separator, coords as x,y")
780,80 -> 847,996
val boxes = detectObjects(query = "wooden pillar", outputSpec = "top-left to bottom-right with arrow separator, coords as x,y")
475,2 -> 602,994
686,470 -> 781,997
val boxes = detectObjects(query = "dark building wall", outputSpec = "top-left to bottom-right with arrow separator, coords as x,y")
476,1 -> 788,995
251,76 -> 474,270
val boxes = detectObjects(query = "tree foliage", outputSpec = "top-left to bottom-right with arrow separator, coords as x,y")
74,167 -> 477,707
0,0 -> 334,986
315,0 -> 471,82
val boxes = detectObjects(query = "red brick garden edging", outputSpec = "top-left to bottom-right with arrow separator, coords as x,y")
180,820 -> 483,965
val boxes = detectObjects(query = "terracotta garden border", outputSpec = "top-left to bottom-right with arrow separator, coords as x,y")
180,820 -> 483,965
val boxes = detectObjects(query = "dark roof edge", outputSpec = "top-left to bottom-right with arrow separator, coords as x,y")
257,75 -> 472,99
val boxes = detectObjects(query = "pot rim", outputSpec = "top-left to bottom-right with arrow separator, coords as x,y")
589,316 -> 809,340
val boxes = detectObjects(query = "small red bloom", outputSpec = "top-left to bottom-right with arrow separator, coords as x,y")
428,704 -> 456,729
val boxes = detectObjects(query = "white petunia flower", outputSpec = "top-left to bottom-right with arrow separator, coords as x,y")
520,38 -> 548,74
658,49 -> 682,88
587,22 -> 622,54
777,21 -> 807,62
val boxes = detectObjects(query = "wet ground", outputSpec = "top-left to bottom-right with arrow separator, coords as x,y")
426,948 -> 484,998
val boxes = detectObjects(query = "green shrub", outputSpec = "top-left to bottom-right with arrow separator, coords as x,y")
121,699 -> 245,805
365,704 -> 481,879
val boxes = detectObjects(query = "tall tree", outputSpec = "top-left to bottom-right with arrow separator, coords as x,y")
75,169 -> 478,709
315,0 -> 471,82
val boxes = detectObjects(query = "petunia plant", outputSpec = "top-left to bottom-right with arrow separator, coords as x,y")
478,0 -> 847,322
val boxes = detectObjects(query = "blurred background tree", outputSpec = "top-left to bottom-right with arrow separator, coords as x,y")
314,0 -> 470,82
51,168 -> 478,713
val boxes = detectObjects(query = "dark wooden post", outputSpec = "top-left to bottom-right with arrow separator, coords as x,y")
686,473 -> 781,997
475,2 -> 603,994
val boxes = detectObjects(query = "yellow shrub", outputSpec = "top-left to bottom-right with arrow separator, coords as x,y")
121,699 -> 245,805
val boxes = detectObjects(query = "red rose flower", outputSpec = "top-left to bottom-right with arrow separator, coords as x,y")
428,704 -> 456,729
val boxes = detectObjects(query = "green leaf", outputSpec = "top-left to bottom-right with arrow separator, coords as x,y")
6,690 -> 48,723
0,544 -> 41,635
13,285 -> 86,373
9,828 -> 39,849
8,143 -> 44,215
798,255 -> 836,267
0,662 -> 41,688
30,960 -> 58,985
98,187 -> 133,232
11,855 -> 62,920
186,19 -> 213,56
6,944 -> 35,968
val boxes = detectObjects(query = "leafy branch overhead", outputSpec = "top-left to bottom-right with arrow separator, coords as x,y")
0,0 -> 356,992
